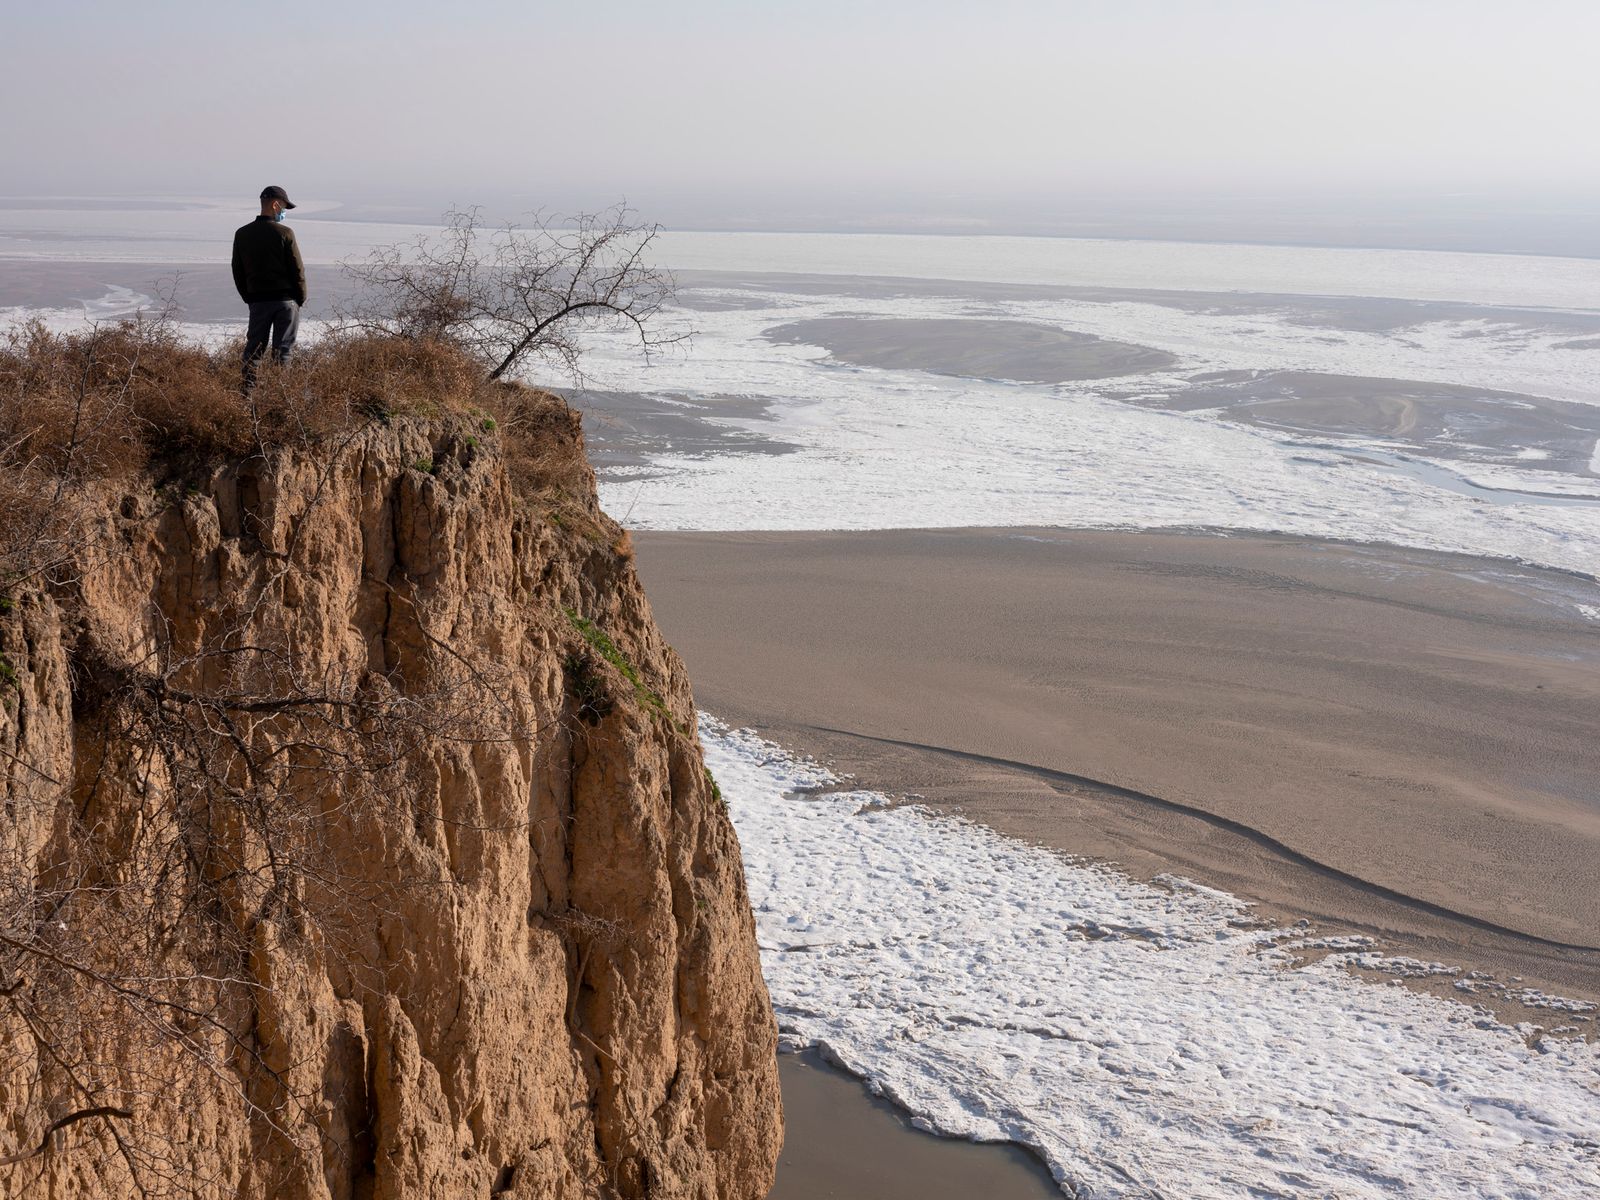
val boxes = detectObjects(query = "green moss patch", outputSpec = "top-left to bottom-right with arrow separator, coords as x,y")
563,607 -> 684,733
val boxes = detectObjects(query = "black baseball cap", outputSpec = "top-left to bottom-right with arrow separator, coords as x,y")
259,185 -> 296,209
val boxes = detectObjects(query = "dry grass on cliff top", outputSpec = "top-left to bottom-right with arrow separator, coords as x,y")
0,319 -> 591,586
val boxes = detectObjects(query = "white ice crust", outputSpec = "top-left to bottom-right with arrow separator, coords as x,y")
701,716 -> 1600,1199
581,283 -> 1600,577
7,207 -> 1600,308
7,221 -> 1598,577
655,230 -> 1600,311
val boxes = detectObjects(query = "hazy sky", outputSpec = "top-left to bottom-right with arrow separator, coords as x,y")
5,1 -> 1598,242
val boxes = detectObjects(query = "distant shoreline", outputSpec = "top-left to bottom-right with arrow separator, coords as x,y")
7,218 -> 1600,309
5,192 -> 1600,259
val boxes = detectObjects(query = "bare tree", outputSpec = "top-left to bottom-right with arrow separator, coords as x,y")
340,204 -> 687,383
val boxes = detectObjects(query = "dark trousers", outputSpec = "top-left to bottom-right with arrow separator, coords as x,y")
243,299 -> 300,382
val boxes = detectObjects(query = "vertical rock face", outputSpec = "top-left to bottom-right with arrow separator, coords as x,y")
0,412 -> 781,1198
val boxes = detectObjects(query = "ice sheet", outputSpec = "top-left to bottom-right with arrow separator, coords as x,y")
702,716 -> 1600,1199
7,212 -> 1598,578
577,288 -> 1600,577
654,232 -> 1600,310
6,206 -> 1600,308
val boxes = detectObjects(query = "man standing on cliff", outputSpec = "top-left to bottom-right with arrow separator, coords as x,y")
232,185 -> 307,383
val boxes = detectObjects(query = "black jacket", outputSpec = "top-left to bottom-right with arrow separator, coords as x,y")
232,216 -> 307,305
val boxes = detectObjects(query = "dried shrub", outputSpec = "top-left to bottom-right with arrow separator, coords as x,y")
247,331 -> 486,438
0,468 -> 74,595
0,318 -> 226,481
485,383 -> 591,503
0,319 -> 600,594
0,303 -> 623,1190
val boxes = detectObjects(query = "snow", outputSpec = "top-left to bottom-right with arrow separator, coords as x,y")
13,209 -> 1597,1196
0,285 -> 161,328
574,287 -> 1600,577
702,716 -> 1600,1199
1426,460 -> 1600,499
7,207 -> 1600,308
653,230 -> 1600,310
6,212 -> 1599,580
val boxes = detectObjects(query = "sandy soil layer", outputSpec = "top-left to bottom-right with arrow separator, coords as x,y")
766,316 -> 1178,382
635,528 -> 1600,1008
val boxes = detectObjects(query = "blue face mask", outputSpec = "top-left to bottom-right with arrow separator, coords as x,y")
274,210 -> 286,222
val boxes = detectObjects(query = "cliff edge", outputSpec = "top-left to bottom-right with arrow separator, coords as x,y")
0,334 -> 781,1198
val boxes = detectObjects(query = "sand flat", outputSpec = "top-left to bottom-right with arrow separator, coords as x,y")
634,528 -> 1600,1004
765,316 -> 1178,382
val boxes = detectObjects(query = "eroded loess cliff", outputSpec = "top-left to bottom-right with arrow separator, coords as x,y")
0,401 -> 781,1198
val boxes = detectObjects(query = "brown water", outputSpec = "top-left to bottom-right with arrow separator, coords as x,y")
770,1051 -> 1060,1200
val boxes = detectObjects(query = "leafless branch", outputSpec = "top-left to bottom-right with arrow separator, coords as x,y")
339,204 -> 689,383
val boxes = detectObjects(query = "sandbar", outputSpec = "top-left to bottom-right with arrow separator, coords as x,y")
635,527 -> 1600,1011
765,316 -> 1178,383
